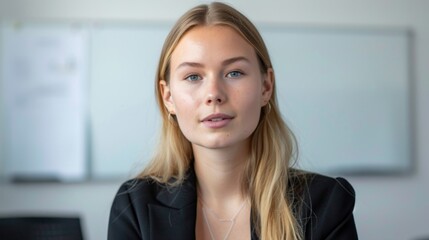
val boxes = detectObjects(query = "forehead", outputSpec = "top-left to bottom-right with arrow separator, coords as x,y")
170,25 -> 258,66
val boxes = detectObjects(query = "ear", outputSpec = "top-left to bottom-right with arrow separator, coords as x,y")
261,68 -> 274,106
159,80 -> 175,114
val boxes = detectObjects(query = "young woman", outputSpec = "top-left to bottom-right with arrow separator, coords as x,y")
108,2 -> 358,240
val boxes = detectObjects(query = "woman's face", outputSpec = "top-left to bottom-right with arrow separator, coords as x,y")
161,25 -> 273,150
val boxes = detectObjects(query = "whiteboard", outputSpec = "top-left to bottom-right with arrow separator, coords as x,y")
260,27 -> 412,174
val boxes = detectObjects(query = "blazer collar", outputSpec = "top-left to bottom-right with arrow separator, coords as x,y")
155,168 -> 197,209
147,168 -> 198,240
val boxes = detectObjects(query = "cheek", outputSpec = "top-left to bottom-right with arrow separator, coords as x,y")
237,82 -> 263,108
170,83 -> 197,113
172,95 -> 194,116
243,99 -> 262,125
235,86 -> 263,128
170,90 -> 198,132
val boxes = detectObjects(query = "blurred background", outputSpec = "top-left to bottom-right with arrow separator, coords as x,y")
0,0 -> 428,239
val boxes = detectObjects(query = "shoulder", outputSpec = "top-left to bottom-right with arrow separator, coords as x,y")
108,178 -> 161,239
113,178 -> 160,202
108,173 -> 198,240
109,178 -> 158,215
305,173 -> 355,207
112,178 -> 157,204
290,170 -> 356,207
110,177 -> 165,219
291,172 -> 358,240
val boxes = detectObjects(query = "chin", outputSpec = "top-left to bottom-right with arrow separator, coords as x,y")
192,136 -> 251,150
193,142 -> 231,150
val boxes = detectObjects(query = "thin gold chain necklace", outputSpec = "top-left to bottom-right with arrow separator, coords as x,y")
199,198 -> 247,240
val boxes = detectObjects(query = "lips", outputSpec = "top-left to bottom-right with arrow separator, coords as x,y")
201,113 -> 233,128
201,113 -> 233,122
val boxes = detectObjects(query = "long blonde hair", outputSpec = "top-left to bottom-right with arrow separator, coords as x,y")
140,2 -> 303,239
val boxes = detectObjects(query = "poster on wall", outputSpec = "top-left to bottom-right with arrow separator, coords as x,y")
0,23 -> 88,182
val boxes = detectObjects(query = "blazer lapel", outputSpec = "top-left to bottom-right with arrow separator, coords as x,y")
148,170 -> 197,240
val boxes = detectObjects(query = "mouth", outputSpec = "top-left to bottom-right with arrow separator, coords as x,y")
201,113 -> 233,128
201,113 -> 234,122
209,118 -> 225,122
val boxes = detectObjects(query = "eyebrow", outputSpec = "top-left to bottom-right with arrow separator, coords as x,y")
175,56 -> 251,71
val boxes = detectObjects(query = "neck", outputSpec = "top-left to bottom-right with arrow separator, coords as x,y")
193,143 -> 249,207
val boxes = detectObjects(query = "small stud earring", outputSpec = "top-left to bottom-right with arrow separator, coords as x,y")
168,112 -> 177,125
265,102 -> 271,114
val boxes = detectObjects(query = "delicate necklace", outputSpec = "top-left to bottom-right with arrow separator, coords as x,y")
199,198 -> 247,240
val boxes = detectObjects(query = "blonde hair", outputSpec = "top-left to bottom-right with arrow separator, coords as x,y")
140,2 -> 303,239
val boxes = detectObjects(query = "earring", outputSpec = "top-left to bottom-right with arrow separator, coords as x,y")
265,102 -> 272,115
168,112 -> 177,125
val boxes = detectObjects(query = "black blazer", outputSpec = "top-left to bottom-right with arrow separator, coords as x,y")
108,169 -> 358,240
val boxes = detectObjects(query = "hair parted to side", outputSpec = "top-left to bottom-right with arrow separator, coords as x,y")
139,2 -> 303,240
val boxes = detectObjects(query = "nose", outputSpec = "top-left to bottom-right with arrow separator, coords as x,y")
205,77 -> 227,105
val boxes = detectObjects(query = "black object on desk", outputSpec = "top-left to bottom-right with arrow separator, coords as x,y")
0,216 -> 84,240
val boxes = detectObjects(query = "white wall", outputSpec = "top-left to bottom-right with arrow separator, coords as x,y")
0,1 -> 428,240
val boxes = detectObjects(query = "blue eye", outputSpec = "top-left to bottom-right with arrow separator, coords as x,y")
185,74 -> 202,82
226,71 -> 243,78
